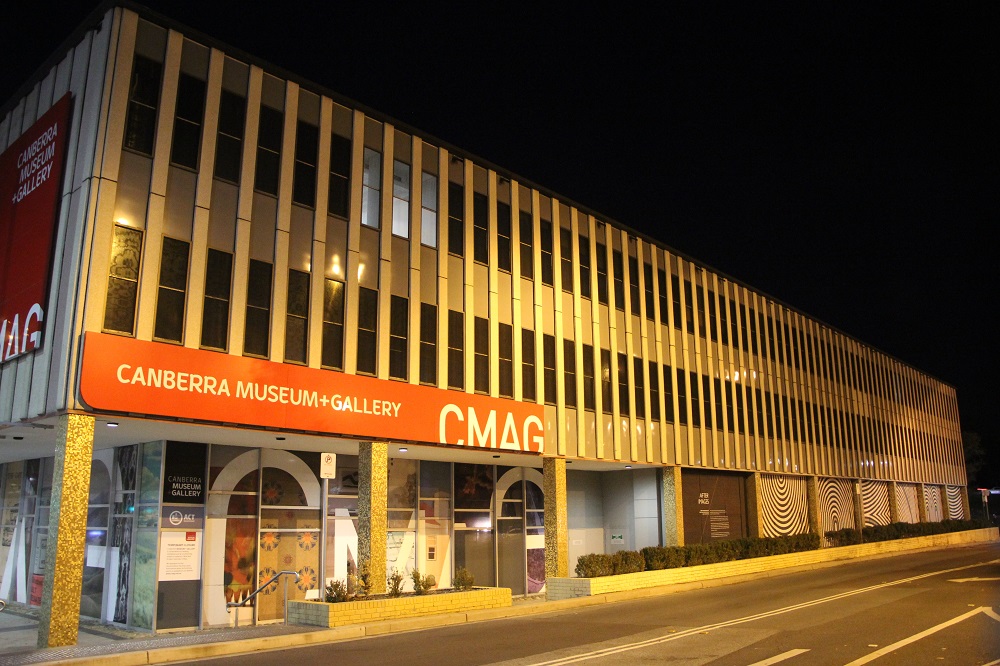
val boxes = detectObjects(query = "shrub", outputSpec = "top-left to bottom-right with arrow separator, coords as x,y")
612,550 -> 645,575
325,579 -> 349,603
641,545 -> 686,571
453,567 -> 475,591
826,519 -> 991,547
350,561 -> 372,597
575,553 -> 615,578
411,570 -> 436,595
387,570 -> 405,597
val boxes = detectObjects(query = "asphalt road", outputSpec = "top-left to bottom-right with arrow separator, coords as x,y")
190,543 -> 1000,665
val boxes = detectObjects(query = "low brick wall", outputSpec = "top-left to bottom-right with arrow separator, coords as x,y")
288,587 -> 512,627
547,527 -> 999,600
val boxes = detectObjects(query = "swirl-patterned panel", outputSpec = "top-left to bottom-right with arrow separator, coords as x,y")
819,477 -> 856,533
895,483 -> 920,523
924,485 -> 943,522
760,474 -> 809,537
861,480 -> 891,527
945,486 -> 965,519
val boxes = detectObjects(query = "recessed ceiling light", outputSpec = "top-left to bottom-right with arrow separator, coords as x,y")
399,447 -> 408,453
106,422 -> 119,428
492,454 -> 500,459
625,465 -> 632,469
275,436 -> 285,441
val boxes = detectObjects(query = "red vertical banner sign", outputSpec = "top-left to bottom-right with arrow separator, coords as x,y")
0,93 -> 73,364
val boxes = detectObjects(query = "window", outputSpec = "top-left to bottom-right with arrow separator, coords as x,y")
579,237 -> 591,299
473,192 -> 488,264
720,292 -> 729,345
563,339 -> 577,408
657,269 -> 669,326
714,378 -> 725,430
321,279 -> 345,370
662,364 -> 675,424
123,55 -> 161,155
736,386 -> 746,435
543,334 -> 557,405
497,201 -> 512,272
560,228 -> 573,291
629,256 -> 640,314
582,345 -> 596,411
725,380 -> 735,432
729,301 -> 740,350
617,353 -> 630,415
419,303 -> 437,384
201,249 -> 232,350
519,211 -> 533,279
361,148 -> 382,229
170,73 -> 206,169
749,307 -> 759,355
328,133 -> 351,218
696,286 -> 706,336
633,357 -> 645,419
499,323 -> 513,398
389,295 -> 408,380
675,367 -> 688,425
244,259 -> 272,357
292,120 -> 318,207
215,90 -> 245,183
684,280 -> 695,335
447,182 -> 464,256
702,375 -> 713,430
254,105 -> 282,195
708,291 -> 718,342
392,160 -> 410,237
649,361 -> 661,420
612,250 -> 625,311
421,172 -> 437,247
596,242 -> 608,305
104,225 -> 143,335
153,237 -> 189,342
600,349 -> 612,414
672,279 -> 683,331
356,287 -> 378,374
689,371 -> 701,427
474,316 -> 489,393
755,388 -> 766,437
522,329 -> 536,401
643,263 -> 654,321
284,269 -> 309,363
540,220 -> 554,286
448,310 -> 464,389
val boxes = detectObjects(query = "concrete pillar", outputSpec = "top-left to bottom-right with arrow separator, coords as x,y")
806,475 -> 820,536
918,483 -> 928,523
745,472 -> 763,538
960,486 -> 971,521
853,479 -> 865,532
358,442 -> 387,595
661,466 -> 684,546
888,481 -> 900,524
543,457 -> 568,579
37,414 -> 94,648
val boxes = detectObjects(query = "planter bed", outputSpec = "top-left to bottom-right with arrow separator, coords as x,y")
547,526 -> 998,600
288,587 -> 512,628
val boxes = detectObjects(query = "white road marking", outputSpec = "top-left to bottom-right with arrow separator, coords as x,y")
947,577 -> 1000,583
748,648 -> 811,665
841,606 -> 997,665
525,559 -> 1000,666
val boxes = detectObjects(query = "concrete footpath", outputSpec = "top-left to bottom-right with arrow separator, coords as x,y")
1,534 -> 996,666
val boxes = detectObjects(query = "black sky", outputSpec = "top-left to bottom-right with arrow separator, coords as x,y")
2,2 -> 996,483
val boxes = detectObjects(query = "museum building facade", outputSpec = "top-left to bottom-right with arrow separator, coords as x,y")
0,1 -> 968,645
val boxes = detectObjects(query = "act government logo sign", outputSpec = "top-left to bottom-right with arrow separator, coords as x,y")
0,94 -> 73,365
79,332 -> 545,453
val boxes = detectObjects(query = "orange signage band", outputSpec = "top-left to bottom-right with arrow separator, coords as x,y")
79,332 -> 544,453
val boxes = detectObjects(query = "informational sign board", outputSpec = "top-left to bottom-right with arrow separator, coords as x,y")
320,453 -> 337,479
0,94 -> 72,365
80,332 -> 546,452
157,531 -> 201,582
682,469 -> 748,544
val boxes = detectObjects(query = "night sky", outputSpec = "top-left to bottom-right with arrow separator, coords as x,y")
2,2 -> 996,485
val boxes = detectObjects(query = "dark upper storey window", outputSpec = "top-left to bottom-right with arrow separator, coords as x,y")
612,250 -> 625,311
596,242 -> 608,305
497,201 -> 512,272
448,182 -> 464,257
153,237 -> 190,343
628,256 -> 641,314
214,90 -> 245,183
201,249 -> 233,350
560,228 -> 573,292
473,192 -> 488,264
579,237 -> 592,299
540,220 -> 554,286
643,263 -> 654,321
170,73 -> 206,169
328,133 -> 351,218
123,55 -> 162,155
254,105 -> 283,195
361,148 -> 382,229
519,211 -> 534,279
292,120 -> 318,207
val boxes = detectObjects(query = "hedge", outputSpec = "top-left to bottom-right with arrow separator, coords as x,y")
575,532 -> 821,578
824,519 -> 991,547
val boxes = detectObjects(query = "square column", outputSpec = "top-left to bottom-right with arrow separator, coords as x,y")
37,414 -> 94,648
918,483 -> 929,523
661,466 -> 684,546
543,458 -> 568,579
358,442 -> 388,595
745,472 -> 763,538
960,486 -> 971,520
889,481 -> 900,523
806,475 -> 820,536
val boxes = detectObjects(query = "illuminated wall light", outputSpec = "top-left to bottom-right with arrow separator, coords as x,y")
357,263 -> 365,280
106,422 -> 119,428
331,255 -> 342,277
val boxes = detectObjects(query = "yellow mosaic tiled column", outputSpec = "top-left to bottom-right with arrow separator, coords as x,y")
661,466 -> 684,546
37,413 -> 95,648
543,457 -> 568,579
358,442 -> 387,595
888,480 -> 900,524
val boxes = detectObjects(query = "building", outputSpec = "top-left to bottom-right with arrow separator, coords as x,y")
0,1 -> 968,647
